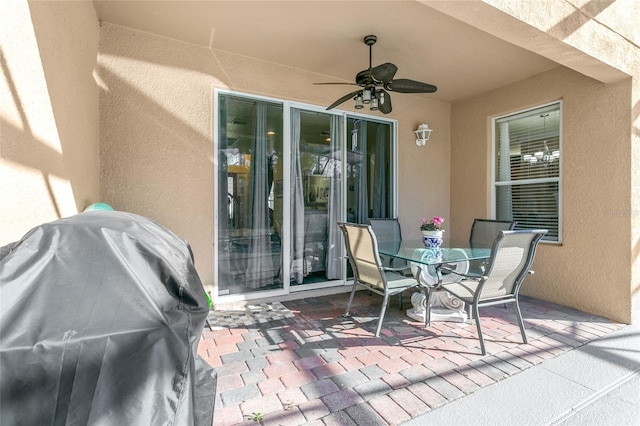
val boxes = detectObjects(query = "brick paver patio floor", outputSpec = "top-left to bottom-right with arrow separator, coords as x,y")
198,291 -> 624,425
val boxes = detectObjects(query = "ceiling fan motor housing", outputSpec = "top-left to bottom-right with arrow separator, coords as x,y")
364,35 -> 377,46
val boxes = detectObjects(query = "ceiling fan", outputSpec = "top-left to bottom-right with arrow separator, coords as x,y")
315,35 -> 437,114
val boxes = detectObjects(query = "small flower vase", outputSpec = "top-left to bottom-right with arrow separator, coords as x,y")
421,230 -> 444,248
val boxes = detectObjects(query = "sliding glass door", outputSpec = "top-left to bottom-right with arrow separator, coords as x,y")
346,117 -> 393,222
217,95 -> 284,296
216,92 -> 395,299
289,109 -> 346,286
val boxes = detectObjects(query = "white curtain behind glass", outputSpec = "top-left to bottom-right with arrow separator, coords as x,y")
245,102 -> 274,288
290,109 -> 305,284
217,96 -> 232,288
355,121 -> 368,224
372,124 -> 387,218
326,115 -> 344,279
497,121 -> 513,220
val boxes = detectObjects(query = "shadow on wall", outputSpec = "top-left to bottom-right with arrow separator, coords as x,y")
547,0 -> 617,39
0,48 -> 65,219
95,63 -> 213,219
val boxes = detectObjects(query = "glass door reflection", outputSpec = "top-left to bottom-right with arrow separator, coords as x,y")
290,110 -> 344,286
218,95 -> 283,295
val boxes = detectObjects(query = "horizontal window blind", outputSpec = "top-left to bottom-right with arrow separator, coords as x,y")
495,182 -> 559,240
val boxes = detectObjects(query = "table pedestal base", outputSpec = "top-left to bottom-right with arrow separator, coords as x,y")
406,307 -> 467,323
407,290 -> 468,323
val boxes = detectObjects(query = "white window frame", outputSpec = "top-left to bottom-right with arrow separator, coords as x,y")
491,101 -> 563,243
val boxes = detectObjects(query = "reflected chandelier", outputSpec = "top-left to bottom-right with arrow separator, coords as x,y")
522,114 -> 559,165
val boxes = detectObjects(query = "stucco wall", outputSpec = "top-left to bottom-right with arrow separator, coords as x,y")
451,66 -> 632,323
0,0 -> 100,244
97,23 -> 450,290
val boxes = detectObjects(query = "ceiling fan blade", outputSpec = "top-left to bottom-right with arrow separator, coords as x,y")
314,82 -> 358,86
370,62 -> 397,84
326,90 -> 361,110
378,90 -> 392,114
385,78 -> 437,93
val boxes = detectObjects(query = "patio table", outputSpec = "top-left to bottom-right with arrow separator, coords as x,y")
377,239 -> 491,326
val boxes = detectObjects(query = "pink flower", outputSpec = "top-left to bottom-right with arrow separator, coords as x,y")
419,215 -> 445,231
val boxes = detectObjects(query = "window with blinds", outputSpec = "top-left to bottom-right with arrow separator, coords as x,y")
493,102 -> 562,242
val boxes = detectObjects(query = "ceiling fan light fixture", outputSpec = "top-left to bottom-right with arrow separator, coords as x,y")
354,93 -> 364,109
370,97 -> 379,111
362,88 -> 372,104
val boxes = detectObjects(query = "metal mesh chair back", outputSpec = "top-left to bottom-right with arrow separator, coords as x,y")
368,218 -> 406,269
480,230 -> 546,299
469,219 -> 516,248
338,222 -> 386,290
368,218 -> 402,244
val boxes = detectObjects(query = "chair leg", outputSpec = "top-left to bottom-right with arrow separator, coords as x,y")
513,298 -> 528,344
473,303 -> 486,355
375,294 -> 390,337
343,283 -> 359,317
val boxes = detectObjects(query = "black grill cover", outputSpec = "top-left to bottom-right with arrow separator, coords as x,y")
0,211 -> 215,425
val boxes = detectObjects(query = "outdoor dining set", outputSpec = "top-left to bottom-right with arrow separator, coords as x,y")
337,219 -> 547,355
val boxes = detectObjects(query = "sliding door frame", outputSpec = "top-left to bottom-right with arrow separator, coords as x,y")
213,89 -> 398,305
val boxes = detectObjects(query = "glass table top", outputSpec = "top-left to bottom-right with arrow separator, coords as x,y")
377,239 -> 491,265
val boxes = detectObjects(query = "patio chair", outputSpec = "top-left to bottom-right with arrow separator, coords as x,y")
338,222 -> 421,337
468,218 -> 516,275
441,229 -> 547,355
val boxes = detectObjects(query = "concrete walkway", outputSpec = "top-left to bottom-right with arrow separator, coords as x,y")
404,324 -> 640,426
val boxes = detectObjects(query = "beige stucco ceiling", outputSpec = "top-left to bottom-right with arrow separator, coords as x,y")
93,0 -> 560,103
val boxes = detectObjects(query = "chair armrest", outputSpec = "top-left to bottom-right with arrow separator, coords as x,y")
440,266 -> 487,281
383,265 -> 413,273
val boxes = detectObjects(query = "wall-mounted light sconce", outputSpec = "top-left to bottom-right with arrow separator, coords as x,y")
414,124 -> 433,146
